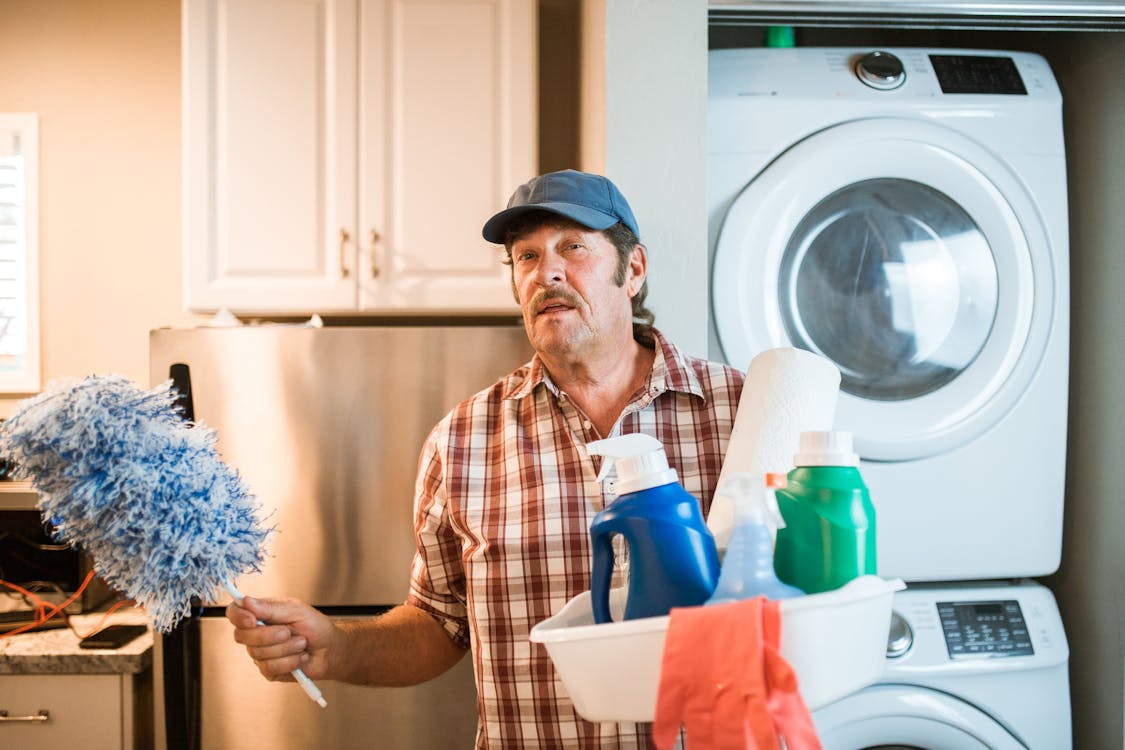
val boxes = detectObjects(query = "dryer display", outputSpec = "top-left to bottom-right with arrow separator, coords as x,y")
929,54 -> 1027,94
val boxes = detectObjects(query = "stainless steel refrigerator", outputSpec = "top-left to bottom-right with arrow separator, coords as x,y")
149,324 -> 534,750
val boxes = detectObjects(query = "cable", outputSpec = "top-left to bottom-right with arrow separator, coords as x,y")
0,528 -> 72,551
0,570 -> 140,639
0,570 -> 94,636
73,598 -> 138,639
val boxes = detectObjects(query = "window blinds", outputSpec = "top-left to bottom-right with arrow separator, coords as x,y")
0,114 -> 40,392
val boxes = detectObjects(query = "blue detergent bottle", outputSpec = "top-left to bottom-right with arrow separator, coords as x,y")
705,473 -> 804,604
587,433 -> 720,624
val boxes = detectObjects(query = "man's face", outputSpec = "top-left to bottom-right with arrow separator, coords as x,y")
509,219 -> 643,360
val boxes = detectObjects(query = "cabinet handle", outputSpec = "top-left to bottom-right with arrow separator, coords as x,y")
0,708 -> 51,723
339,228 -> 351,278
368,229 -> 381,279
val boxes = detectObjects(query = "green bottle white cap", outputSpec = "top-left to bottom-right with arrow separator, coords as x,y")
794,430 -> 859,467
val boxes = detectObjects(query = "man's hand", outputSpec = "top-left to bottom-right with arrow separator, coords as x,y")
227,599 -> 466,687
226,597 -> 338,682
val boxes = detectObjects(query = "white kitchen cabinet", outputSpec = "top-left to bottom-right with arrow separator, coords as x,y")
183,0 -> 535,313
0,673 -> 148,749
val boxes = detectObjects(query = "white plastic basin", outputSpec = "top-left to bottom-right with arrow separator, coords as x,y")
529,575 -> 904,723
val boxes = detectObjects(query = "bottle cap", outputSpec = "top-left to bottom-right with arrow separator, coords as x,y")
586,433 -> 679,495
793,430 -> 859,467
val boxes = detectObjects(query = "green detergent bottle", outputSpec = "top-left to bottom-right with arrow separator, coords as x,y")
773,430 -> 876,594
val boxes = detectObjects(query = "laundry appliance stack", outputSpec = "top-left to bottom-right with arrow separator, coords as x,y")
706,47 -> 1071,748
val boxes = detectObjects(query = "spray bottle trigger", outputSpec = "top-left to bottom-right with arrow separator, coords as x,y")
765,490 -> 787,530
595,456 -> 615,484
765,472 -> 789,531
586,433 -> 675,494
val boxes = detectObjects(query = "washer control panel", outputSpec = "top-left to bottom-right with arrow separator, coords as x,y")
929,54 -> 1028,95
937,600 -> 1034,658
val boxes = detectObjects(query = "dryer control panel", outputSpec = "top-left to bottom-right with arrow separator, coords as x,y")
937,600 -> 1034,658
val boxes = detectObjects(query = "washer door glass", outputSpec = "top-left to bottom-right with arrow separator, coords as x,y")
711,118 -> 1055,461
780,177 -> 998,402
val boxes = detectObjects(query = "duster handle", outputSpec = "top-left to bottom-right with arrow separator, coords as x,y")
224,580 -> 328,708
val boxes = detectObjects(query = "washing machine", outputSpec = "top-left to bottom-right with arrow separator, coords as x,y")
707,48 -> 1070,583
813,581 -> 1071,749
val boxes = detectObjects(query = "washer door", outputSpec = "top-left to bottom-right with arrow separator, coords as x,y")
813,685 -> 1027,749
711,118 -> 1054,461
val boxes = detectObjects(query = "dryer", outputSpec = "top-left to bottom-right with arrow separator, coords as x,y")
813,581 -> 1071,749
707,48 -> 1069,582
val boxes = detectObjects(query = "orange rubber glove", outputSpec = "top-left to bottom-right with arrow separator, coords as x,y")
652,597 -> 821,750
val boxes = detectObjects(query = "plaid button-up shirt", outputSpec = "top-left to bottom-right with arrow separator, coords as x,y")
406,330 -> 745,748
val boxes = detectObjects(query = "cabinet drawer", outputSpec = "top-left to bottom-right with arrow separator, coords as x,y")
0,674 -> 124,749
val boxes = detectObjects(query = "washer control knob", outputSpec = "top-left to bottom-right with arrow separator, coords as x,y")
856,51 -> 906,90
886,610 -> 913,658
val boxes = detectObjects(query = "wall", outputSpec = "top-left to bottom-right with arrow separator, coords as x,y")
579,0 -> 606,173
601,0 -> 710,358
0,0 -> 203,418
538,0 -> 581,172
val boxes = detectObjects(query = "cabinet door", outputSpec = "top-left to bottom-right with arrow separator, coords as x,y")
183,0 -> 359,312
357,0 -> 534,311
0,674 -> 124,749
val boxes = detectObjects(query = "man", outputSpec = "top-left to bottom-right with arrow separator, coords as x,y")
228,170 -> 745,748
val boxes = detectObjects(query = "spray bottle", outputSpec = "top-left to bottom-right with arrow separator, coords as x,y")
587,433 -> 720,623
773,430 -> 876,594
705,472 -> 804,604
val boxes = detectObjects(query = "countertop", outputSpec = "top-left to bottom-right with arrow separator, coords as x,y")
0,607 -> 153,675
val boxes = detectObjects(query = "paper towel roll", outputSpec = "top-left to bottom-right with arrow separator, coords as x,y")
708,347 -> 841,551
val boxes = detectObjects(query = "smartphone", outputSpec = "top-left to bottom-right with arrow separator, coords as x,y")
79,624 -> 149,650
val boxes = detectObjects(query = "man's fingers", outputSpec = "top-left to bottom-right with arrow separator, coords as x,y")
253,650 -> 311,680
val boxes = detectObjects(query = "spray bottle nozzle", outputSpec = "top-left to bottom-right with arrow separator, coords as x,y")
586,433 -> 679,496
715,472 -> 787,530
765,472 -> 787,489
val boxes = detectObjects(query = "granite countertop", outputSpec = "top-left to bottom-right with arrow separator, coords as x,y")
0,607 -> 153,675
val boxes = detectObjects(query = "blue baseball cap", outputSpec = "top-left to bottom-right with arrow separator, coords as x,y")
482,170 -> 640,244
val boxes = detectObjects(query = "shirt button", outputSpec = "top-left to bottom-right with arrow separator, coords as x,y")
583,420 -> 592,430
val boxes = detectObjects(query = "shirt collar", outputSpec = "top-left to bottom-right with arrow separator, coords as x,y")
650,329 -> 706,399
502,328 -> 705,402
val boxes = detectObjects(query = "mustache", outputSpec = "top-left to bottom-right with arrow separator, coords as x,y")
530,289 -> 581,314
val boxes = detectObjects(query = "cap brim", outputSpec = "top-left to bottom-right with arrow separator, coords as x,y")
482,202 -> 621,244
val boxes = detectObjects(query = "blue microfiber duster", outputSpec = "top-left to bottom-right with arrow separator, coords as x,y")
0,374 -> 326,706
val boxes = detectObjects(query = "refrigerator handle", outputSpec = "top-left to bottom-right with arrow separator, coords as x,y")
164,362 -> 201,750
169,363 -> 195,422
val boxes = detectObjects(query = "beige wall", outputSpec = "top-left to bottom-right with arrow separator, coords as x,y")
0,0 -> 202,417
